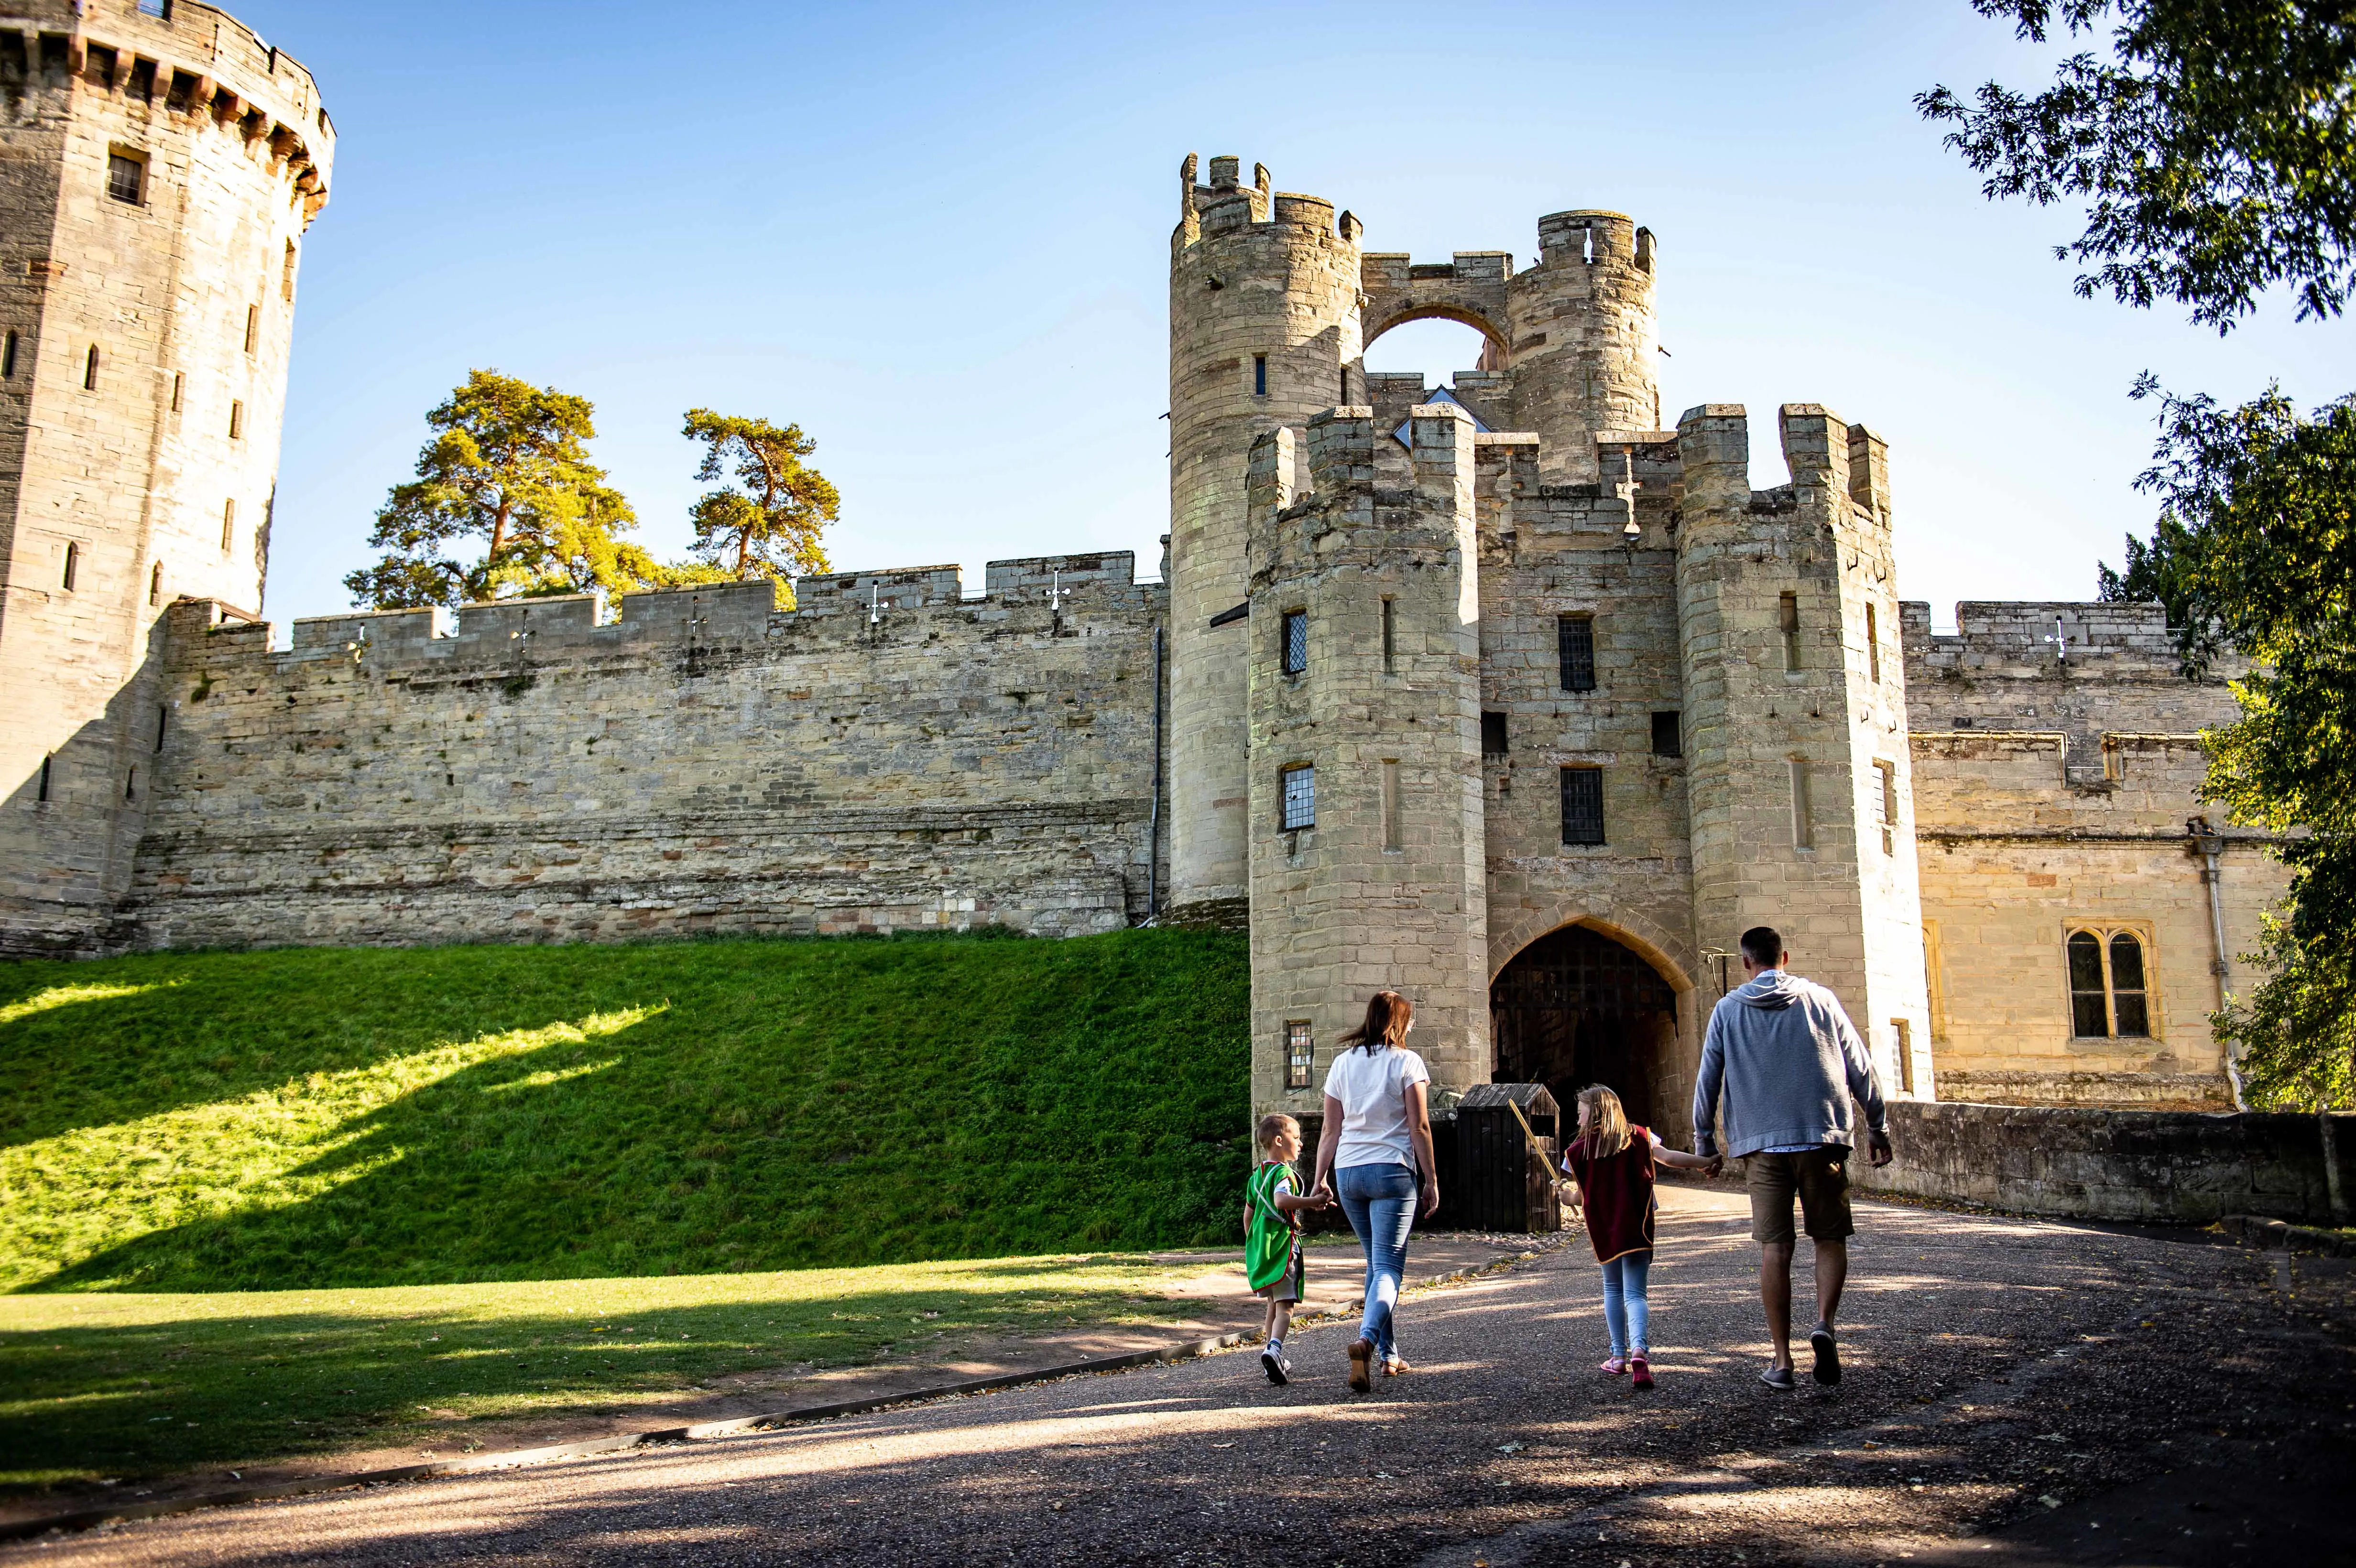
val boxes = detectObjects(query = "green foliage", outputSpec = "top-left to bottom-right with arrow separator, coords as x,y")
2111,383 -> 2356,1105
345,371 -> 661,609
0,929 -> 1249,1295
681,408 -> 840,606
1918,2 -> 2356,331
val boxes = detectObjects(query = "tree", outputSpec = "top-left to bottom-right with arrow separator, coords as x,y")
680,409 -> 839,605
1918,1 -> 2356,332
2110,384 -> 2356,1105
346,370 -> 657,609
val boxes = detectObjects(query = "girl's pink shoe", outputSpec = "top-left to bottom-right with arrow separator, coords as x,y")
1629,1353 -> 1654,1391
1599,1355 -> 1629,1375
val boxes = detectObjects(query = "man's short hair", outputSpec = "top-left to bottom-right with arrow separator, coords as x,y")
1740,926 -> 1785,967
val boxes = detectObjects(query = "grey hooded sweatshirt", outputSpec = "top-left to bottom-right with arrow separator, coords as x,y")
1691,970 -> 1887,1160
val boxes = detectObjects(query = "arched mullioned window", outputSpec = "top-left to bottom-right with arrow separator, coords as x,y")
2067,927 -> 2153,1039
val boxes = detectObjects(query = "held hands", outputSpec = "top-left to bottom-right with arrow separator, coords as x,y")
1702,1154 -> 1724,1178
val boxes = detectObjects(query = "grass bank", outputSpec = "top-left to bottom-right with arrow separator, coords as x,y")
0,1252 -> 1230,1492
0,928 -> 1249,1295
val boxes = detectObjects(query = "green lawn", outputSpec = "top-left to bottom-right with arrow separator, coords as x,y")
0,929 -> 1249,1293
0,1252 -> 1234,1492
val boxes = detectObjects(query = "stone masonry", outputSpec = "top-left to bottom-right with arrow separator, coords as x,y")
0,111 -> 2288,1121
0,0 -> 328,953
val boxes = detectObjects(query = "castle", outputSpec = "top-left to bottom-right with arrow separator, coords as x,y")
0,4 -> 2284,1124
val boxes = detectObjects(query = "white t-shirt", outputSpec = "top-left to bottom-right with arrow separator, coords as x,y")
1321,1045 -> 1432,1169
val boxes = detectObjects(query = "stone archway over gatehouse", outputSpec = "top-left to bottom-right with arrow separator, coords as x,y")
1486,910 -> 1703,1145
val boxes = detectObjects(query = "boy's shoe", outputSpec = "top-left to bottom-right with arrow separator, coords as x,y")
1382,1355 -> 1410,1376
1599,1355 -> 1629,1376
1347,1338 -> 1374,1393
1759,1363 -> 1797,1390
1261,1346 -> 1291,1386
1629,1353 -> 1654,1391
1809,1322 -> 1842,1386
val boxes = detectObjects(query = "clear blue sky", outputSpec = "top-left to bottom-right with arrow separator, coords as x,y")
232,0 -> 2353,631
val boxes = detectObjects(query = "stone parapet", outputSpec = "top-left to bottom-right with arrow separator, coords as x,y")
1860,1101 -> 2354,1226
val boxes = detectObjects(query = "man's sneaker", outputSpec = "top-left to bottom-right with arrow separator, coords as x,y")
1629,1353 -> 1655,1391
1261,1345 -> 1290,1385
1759,1363 -> 1797,1390
1810,1322 -> 1842,1386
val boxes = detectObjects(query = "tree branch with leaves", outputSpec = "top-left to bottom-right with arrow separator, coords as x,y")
1918,0 -> 2356,332
346,370 -> 658,610
680,409 -> 839,607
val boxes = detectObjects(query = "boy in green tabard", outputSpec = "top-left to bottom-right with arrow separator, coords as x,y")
1244,1112 -> 1327,1384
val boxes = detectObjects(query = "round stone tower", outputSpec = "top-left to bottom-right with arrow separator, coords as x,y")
1167,154 -> 1361,915
0,0 -> 331,953
1504,210 -> 1661,483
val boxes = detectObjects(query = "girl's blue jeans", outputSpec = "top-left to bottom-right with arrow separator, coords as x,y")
1336,1162 -> 1418,1358
1602,1250 -> 1653,1357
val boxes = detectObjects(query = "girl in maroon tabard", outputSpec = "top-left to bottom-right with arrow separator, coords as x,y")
1559,1085 -> 1721,1391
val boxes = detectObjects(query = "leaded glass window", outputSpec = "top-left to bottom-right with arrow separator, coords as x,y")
1280,763 -> 1315,831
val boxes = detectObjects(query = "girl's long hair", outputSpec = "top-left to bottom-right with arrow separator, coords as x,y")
1337,990 -> 1414,1056
1577,1085 -> 1631,1159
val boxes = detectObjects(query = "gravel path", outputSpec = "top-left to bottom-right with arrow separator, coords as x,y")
23,1185 -> 2354,1567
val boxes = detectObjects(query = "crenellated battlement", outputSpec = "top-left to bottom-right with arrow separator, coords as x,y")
177,555 -> 1162,684
1,0 -> 334,219
1899,600 -> 2184,670
1174,152 -> 1360,250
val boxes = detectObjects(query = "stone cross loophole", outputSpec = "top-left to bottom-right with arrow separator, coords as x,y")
1615,451 -> 1642,538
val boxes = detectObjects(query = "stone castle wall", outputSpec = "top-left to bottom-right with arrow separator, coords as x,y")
1901,602 -> 2282,1109
120,560 -> 1167,948
0,0 -> 329,953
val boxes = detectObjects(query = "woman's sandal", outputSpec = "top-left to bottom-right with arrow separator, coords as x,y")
1599,1355 -> 1629,1375
1347,1338 -> 1374,1393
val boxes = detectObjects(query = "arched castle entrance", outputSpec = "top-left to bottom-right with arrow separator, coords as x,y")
1490,924 -> 1686,1141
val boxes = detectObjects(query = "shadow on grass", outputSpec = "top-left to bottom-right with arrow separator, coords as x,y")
0,947 -> 674,1152
8,930 -> 1251,1293
0,1268 -> 1205,1493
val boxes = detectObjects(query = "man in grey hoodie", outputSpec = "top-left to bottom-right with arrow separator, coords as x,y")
1691,925 -> 1892,1390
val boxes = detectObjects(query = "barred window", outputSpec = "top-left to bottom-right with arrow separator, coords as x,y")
1874,759 -> 1897,854
1560,766 -> 1604,846
1558,614 -> 1596,692
1281,609 -> 1307,676
1280,763 -> 1315,831
107,152 -> 144,206
1285,1020 -> 1313,1089
2068,927 -> 2153,1039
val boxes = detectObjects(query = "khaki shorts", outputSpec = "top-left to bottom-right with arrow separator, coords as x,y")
1745,1147 -> 1854,1244
1255,1244 -> 1304,1304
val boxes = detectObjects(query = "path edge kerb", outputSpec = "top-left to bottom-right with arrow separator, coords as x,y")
3,1245 -> 1557,1546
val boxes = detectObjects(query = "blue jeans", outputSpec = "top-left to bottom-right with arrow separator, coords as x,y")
1336,1162 -> 1418,1358
1602,1250 -> 1653,1358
